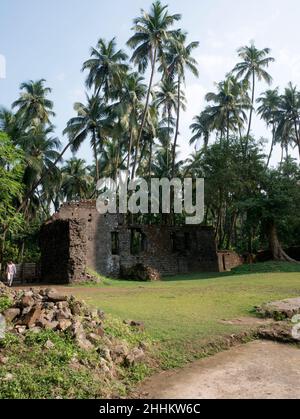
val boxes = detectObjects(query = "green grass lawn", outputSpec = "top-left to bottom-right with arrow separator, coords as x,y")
69,262 -> 300,367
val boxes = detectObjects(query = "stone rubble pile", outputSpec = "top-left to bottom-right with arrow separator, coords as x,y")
0,282 -> 146,372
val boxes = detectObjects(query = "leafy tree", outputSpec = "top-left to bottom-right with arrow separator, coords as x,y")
0,133 -> 24,266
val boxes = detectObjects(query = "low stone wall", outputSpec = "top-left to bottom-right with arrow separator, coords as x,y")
218,251 -> 243,272
1,263 -> 40,284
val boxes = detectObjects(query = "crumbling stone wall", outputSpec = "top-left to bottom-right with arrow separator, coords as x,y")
41,201 -> 220,282
218,251 -> 243,272
40,219 -> 87,283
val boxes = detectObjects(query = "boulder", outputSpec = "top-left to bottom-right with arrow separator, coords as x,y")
47,291 -> 68,303
20,295 -> 34,309
87,333 -> 102,345
124,348 -> 145,367
44,339 -> 55,350
258,322 -> 300,343
21,305 -> 43,328
256,297 -> 300,320
56,307 -> 72,321
3,308 -> 20,323
57,319 -> 72,331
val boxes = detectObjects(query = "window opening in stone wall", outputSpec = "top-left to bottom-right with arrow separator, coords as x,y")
111,232 -> 119,255
130,229 -> 146,255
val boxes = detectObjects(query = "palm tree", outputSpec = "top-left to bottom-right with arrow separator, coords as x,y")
189,108 -> 213,150
113,72 -> 147,175
99,139 -> 127,179
163,31 -> 199,175
205,76 -> 250,142
276,83 -> 300,158
61,158 -> 92,201
12,79 -> 55,126
82,38 -> 128,99
232,42 -> 275,147
0,107 -> 25,145
154,77 -> 180,169
127,0 -> 181,178
64,95 -> 111,182
257,88 -> 281,166
18,125 -> 61,217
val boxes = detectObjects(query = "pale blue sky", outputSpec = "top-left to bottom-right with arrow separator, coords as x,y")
1,0 -> 300,165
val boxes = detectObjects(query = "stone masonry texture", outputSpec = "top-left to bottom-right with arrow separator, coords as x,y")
40,201 -> 220,283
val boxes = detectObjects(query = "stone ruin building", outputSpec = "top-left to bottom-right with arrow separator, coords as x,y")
40,200 -> 224,284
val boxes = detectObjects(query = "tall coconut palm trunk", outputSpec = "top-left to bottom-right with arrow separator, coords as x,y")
172,78 -> 181,177
267,125 -> 276,167
92,128 -> 100,182
294,119 -> 300,159
132,48 -> 157,179
245,71 -> 256,151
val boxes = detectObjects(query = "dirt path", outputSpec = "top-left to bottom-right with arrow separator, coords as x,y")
140,341 -> 300,399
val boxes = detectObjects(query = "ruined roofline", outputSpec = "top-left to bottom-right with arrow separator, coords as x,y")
59,200 -> 97,210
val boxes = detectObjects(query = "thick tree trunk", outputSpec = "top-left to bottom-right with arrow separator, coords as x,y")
266,221 -> 298,262
132,48 -> 157,179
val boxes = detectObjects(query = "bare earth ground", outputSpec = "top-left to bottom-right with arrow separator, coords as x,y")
140,340 -> 300,399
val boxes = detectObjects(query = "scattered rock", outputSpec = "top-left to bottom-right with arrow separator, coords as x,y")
258,322 -> 300,343
0,284 -> 149,373
57,319 -> 72,331
0,355 -> 8,365
47,291 -> 68,303
21,305 -> 43,328
3,373 -> 13,382
256,297 -> 300,320
56,307 -> 72,321
3,308 -> 20,323
95,326 -> 105,338
15,325 -> 27,334
124,348 -> 145,366
44,340 -> 55,350
20,295 -> 34,308
87,333 -> 102,345
75,333 -> 95,351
